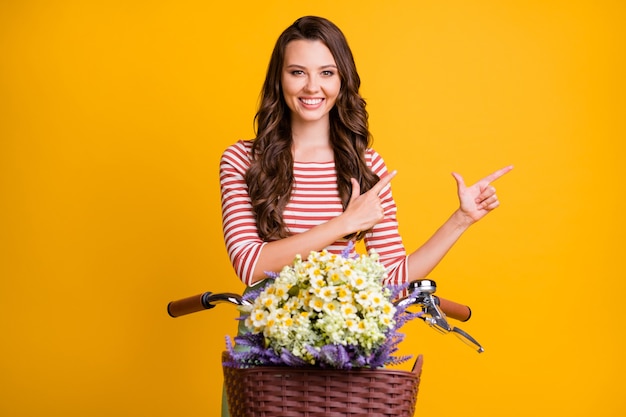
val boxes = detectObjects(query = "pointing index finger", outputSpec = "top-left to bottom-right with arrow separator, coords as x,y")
482,165 -> 513,184
372,170 -> 397,195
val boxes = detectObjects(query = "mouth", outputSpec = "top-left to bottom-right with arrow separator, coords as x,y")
300,98 -> 324,106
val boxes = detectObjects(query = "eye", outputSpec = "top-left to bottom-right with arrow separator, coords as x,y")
321,70 -> 335,76
290,70 -> 305,76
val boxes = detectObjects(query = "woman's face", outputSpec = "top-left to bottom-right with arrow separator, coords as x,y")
281,39 -> 341,125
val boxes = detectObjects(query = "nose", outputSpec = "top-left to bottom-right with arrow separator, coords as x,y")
304,74 -> 320,93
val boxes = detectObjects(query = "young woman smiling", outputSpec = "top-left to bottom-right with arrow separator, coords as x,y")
218,15 -> 512,417
220,16 -> 512,289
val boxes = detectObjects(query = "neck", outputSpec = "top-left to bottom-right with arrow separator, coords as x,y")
291,117 -> 330,143
291,119 -> 333,162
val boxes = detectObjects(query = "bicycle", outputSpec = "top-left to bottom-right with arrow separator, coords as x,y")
168,279 -> 483,416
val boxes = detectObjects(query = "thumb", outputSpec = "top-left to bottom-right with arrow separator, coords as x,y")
451,172 -> 466,191
349,178 -> 361,202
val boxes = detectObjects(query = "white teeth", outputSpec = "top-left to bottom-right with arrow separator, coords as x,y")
301,98 -> 323,105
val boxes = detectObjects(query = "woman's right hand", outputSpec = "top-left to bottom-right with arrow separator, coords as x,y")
342,170 -> 397,234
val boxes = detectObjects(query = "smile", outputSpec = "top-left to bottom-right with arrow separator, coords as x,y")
300,98 -> 324,105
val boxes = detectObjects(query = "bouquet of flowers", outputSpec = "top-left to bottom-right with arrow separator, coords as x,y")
225,243 -> 421,369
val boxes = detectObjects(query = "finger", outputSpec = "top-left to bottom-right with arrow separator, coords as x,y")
478,194 -> 499,209
475,185 -> 496,203
451,172 -> 466,190
481,165 -> 514,184
371,170 -> 397,195
483,198 -> 501,211
350,178 -> 361,202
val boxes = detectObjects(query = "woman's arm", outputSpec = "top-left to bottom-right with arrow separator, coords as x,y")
220,141 -> 395,285
222,141 -> 511,285
406,166 -> 514,280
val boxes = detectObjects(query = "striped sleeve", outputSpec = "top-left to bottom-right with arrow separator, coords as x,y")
219,140 -> 266,286
364,149 -> 410,287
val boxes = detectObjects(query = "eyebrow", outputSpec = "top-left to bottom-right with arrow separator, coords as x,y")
284,64 -> 338,70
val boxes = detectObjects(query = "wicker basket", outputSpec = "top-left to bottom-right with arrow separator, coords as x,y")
222,352 -> 423,417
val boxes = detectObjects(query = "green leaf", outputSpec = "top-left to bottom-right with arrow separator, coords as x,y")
288,285 -> 300,297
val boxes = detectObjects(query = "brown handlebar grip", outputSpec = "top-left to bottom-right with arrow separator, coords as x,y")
167,293 -> 211,318
436,297 -> 472,322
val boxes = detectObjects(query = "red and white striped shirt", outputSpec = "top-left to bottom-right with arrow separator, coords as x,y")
220,139 -> 409,287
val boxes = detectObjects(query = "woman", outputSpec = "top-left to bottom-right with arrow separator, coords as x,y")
219,15 -> 511,416
220,15 -> 512,290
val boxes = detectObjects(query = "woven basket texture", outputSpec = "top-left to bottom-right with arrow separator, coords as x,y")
222,352 -> 422,417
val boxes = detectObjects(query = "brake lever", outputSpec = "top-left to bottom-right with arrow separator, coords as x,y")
399,280 -> 484,353
452,327 -> 485,353
422,297 -> 453,334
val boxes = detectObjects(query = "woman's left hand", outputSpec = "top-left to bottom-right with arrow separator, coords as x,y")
452,165 -> 513,224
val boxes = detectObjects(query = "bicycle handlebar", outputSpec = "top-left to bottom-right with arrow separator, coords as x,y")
167,291 -> 471,322
167,280 -> 484,353
167,292 -> 247,318
435,297 -> 471,322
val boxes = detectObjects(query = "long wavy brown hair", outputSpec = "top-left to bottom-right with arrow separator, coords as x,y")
245,16 -> 379,241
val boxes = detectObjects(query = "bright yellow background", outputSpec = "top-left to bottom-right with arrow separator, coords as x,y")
1,1 -> 624,416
